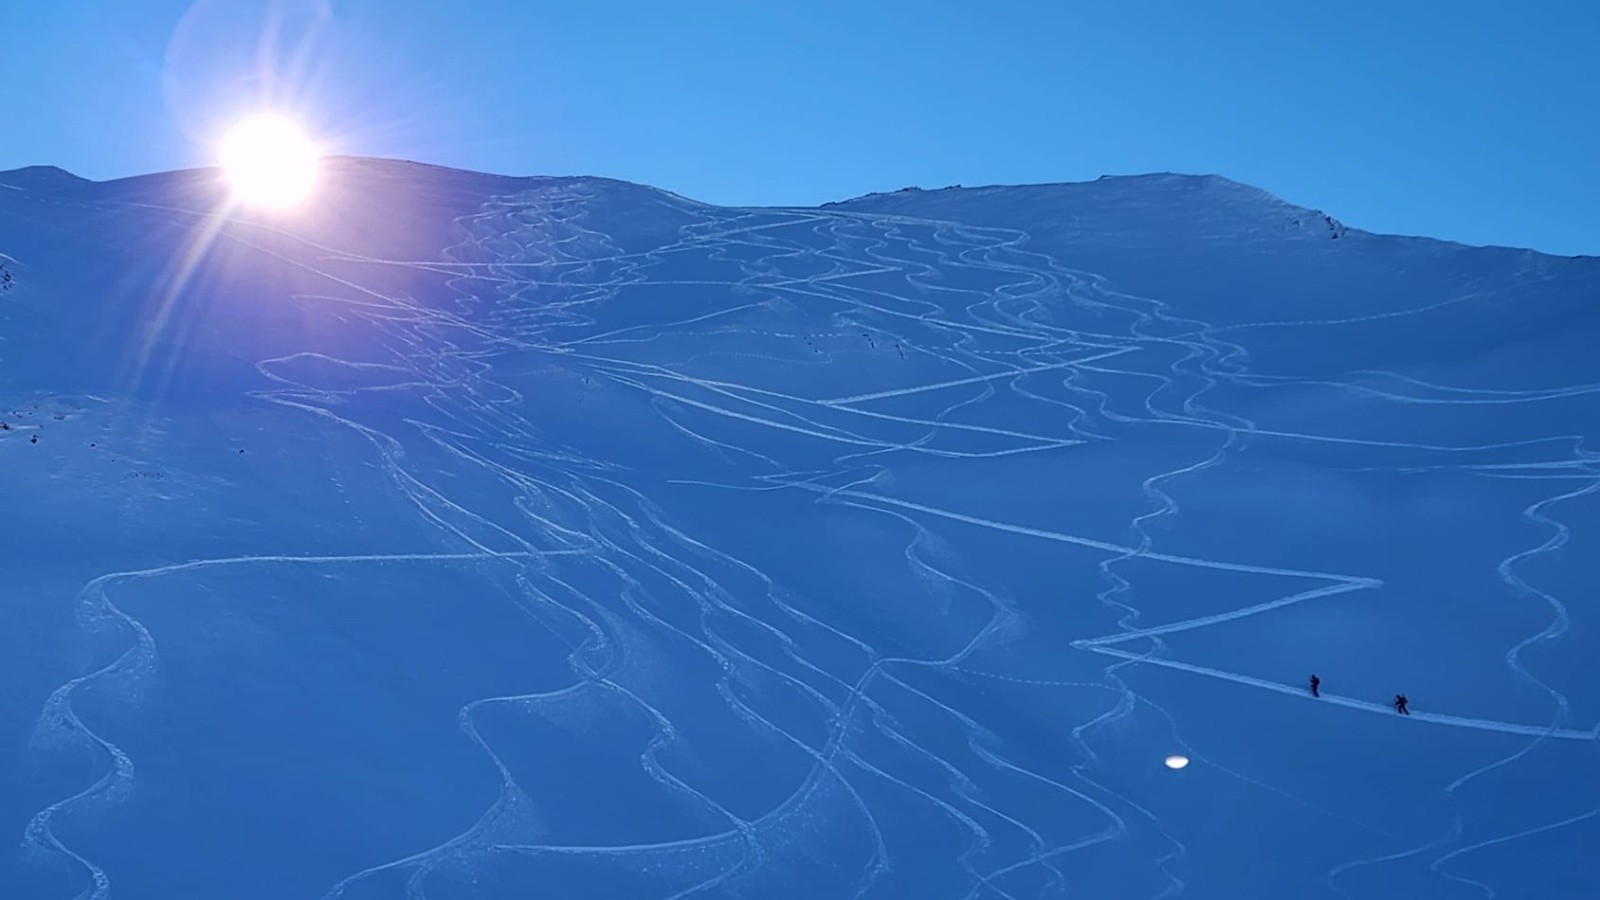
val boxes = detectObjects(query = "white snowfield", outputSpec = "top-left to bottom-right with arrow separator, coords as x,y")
1,159 -> 1597,899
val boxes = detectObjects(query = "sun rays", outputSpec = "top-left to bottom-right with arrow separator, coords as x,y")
219,114 -> 321,210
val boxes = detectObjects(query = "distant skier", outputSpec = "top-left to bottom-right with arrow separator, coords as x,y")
1394,694 -> 1410,715
1309,674 -> 1320,698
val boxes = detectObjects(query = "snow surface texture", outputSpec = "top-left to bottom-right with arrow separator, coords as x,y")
2,159 -> 1598,899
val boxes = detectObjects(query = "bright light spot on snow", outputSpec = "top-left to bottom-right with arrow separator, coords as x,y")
1164,755 -> 1190,770
219,115 -> 320,209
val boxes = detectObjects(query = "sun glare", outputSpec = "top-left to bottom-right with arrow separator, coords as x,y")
219,115 -> 320,210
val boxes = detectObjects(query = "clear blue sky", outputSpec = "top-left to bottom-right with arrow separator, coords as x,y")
6,0 -> 1597,254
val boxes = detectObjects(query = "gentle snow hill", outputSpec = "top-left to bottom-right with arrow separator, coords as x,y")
2,158 -> 1599,900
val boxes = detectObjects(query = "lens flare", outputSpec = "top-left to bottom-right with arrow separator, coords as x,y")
219,115 -> 319,209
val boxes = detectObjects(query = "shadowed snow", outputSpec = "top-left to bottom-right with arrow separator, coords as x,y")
3,160 -> 1598,899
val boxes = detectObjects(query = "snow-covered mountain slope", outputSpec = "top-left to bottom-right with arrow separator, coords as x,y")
2,158 -> 1598,899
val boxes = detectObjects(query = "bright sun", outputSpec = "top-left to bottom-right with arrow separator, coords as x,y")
219,115 -> 320,210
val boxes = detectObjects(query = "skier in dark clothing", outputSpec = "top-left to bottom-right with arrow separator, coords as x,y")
1394,694 -> 1410,715
1309,675 -> 1320,698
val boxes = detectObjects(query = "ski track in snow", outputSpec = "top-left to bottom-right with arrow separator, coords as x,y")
15,180 -> 1600,899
